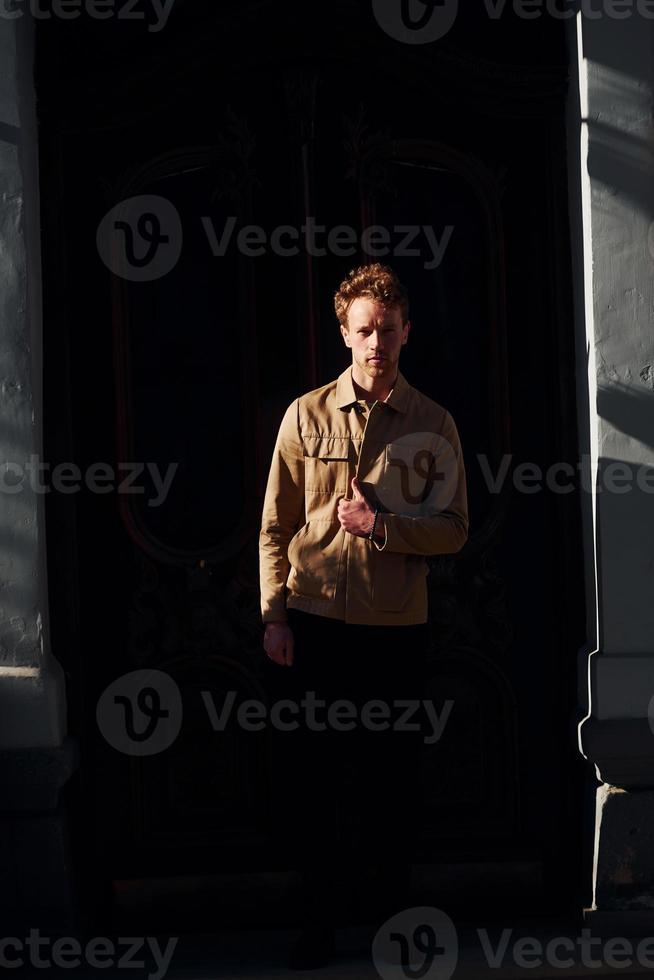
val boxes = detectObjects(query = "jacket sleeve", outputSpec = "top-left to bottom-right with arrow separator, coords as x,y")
372,409 -> 469,556
259,398 -> 305,623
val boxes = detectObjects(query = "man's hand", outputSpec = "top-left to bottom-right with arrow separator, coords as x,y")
338,476 -> 376,538
263,621 -> 294,666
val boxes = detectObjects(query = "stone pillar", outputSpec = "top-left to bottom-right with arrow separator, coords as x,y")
568,10 -> 654,930
0,13 -> 78,933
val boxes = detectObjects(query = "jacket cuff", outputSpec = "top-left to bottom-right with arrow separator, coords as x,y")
261,599 -> 288,624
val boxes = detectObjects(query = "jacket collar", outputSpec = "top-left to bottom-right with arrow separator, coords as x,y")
335,364 -> 410,414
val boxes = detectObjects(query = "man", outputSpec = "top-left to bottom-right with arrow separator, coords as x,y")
259,263 -> 468,969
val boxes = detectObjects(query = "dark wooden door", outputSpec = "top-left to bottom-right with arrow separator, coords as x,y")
37,0 -> 588,931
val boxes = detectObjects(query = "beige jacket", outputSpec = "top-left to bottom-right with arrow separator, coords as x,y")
259,365 -> 468,625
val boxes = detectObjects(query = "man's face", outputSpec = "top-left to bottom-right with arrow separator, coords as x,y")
340,297 -> 410,380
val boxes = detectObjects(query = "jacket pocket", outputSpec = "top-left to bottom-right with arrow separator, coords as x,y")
380,433 -> 458,518
286,519 -> 344,601
372,551 -> 428,612
303,436 -> 352,496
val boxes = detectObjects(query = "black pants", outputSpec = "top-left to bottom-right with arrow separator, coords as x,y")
263,607 -> 429,928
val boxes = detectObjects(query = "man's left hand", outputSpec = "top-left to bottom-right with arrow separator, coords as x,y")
338,476 -> 375,537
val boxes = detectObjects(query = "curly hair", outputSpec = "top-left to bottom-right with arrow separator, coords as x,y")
334,263 -> 409,329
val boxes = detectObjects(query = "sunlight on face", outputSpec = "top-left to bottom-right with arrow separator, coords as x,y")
340,297 -> 410,383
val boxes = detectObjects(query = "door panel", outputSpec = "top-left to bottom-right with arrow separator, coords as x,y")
37,0 -> 587,928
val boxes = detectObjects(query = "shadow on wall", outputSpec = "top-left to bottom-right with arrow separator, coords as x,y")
597,380 -> 654,450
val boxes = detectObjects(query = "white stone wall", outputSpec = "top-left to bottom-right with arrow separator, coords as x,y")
569,12 -> 654,731
0,13 -> 66,748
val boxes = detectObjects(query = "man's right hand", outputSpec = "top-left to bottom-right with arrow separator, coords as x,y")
263,621 -> 294,666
